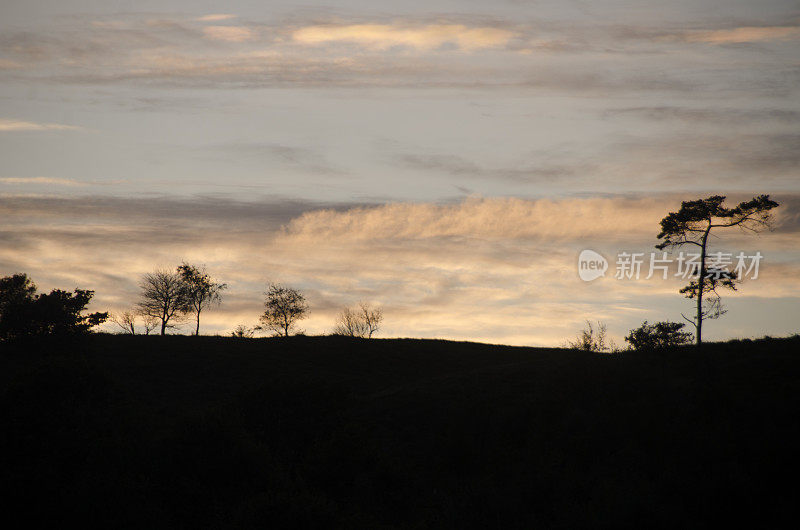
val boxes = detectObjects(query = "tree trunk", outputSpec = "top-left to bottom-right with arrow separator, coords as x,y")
195,311 -> 200,336
696,283 -> 703,344
160,319 -> 166,336
696,224 -> 711,345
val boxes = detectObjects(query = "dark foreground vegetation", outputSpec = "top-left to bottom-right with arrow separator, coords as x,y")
1,334 -> 798,529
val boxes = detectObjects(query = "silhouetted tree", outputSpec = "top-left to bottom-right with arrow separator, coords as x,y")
0,273 -> 37,339
565,320 -> 616,353
110,309 -> 158,335
140,312 -> 159,335
34,289 -> 108,334
333,302 -> 383,338
137,269 -> 190,336
360,302 -> 383,338
231,324 -> 256,338
625,321 -> 693,351
656,195 -> 779,344
0,273 -> 108,339
177,263 -> 227,336
111,311 -> 137,334
333,306 -> 369,337
259,283 -> 308,337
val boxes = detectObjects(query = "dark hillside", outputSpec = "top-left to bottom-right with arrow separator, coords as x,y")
1,335 -> 798,528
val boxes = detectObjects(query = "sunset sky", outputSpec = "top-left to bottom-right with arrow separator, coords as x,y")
1,0 -> 798,344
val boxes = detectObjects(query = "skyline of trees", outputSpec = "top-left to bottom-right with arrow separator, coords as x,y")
0,194 -> 786,344
2,266 -> 793,347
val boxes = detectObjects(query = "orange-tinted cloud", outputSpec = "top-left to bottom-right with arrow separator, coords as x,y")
0,177 -> 85,186
0,119 -> 81,131
202,25 -> 255,42
197,14 -> 237,22
292,23 -> 515,51
683,26 -> 800,44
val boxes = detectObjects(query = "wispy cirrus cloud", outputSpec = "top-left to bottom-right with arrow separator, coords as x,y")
277,196 -> 662,242
1,11 -> 797,92
0,177 -> 86,186
604,106 -> 800,124
0,58 -> 22,69
197,141 -> 345,176
392,152 -> 587,183
196,14 -> 237,22
292,23 -> 516,51
0,118 -> 81,131
202,25 -> 255,42
682,25 -> 800,44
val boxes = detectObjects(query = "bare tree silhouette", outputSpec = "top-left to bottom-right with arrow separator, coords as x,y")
230,324 -> 256,338
140,312 -> 159,335
565,320 -> 615,353
334,302 -> 384,338
111,311 -> 137,334
360,302 -> 383,338
137,269 -> 190,336
111,309 -> 159,335
333,305 -> 369,337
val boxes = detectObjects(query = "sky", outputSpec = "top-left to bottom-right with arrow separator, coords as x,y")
1,0 -> 799,344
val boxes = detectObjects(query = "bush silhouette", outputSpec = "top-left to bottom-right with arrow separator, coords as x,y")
625,320 -> 693,351
0,273 -> 107,340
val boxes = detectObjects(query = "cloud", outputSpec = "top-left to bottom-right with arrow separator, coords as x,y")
731,133 -> 800,171
202,25 -> 256,42
0,195 -> 347,228
683,26 -> 800,44
4,12 -> 793,93
197,14 -> 237,22
646,132 -> 800,176
613,22 -> 800,47
41,48 -> 512,89
277,196 -> 663,242
199,142 -> 345,175
0,177 -> 86,186
0,58 -> 22,69
393,152 -> 585,183
604,106 -> 800,125
292,23 -> 515,51
0,119 -> 81,131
